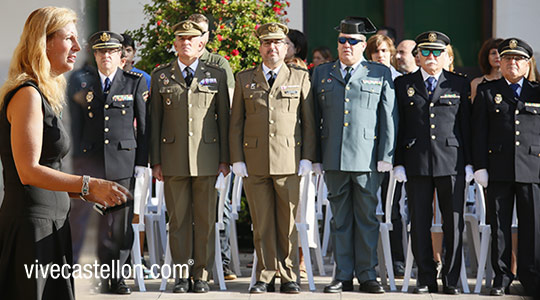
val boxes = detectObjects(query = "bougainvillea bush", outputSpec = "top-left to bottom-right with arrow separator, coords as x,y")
130,0 -> 290,74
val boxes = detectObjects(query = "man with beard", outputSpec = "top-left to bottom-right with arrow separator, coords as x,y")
395,40 -> 419,74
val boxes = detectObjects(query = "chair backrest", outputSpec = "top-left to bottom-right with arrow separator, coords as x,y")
216,173 -> 232,225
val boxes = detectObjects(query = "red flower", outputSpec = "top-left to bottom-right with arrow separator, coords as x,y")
217,34 -> 223,41
231,49 -> 239,56
273,7 -> 281,14
307,63 -> 314,69
274,1 -> 281,6
224,55 -> 231,60
157,20 -> 162,26
155,63 -> 160,68
202,6 -> 208,11
255,24 -> 260,30
220,24 -> 225,29
286,1 -> 290,6
221,0 -> 227,4
252,62 -> 256,66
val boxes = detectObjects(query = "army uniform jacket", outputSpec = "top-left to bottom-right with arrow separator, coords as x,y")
312,60 -> 398,172
472,78 -> 540,183
229,64 -> 317,176
149,59 -> 230,177
394,70 -> 472,177
70,67 -> 148,180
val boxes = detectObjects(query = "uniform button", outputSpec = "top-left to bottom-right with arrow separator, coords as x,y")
122,104 -> 125,108
188,132 -> 193,136
250,94 -> 253,98
105,116 -> 109,121
488,150 -> 492,153
188,104 -> 193,108
162,138 -> 167,142
345,98 -> 350,102
270,107 -> 275,110
430,113 -> 435,118
104,104 -> 109,109
166,99 -> 171,105
430,103 -> 434,107
83,149 -> 87,153
515,120 -> 520,125
321,89 -> 325,92
495,109 -> 500,113
346,86 -> 351,90
189,118 -> 193,122
516,131 -> 520,135
104,128 -> 109,132
244,142 -> 248,146
431,124 -> 435,129
122,110 -> 126,115
515,109 -> 519,115
269,120 -> 274,124
344,122 -> 349,127
213,138 -> 217,142
104,139 -> 109,144
87,105 -> 91,110
431,135 -> 436,140
88,112 -> 94,118
410,102 -> 414,106
344,110 -> 349,114
516,141 -> 520,146
270,133 -> 275,137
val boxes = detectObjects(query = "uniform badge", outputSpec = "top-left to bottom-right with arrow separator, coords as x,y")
407,87 -> 415,97
163,78 -> 169,85
428,32 -> 437,42
494,94 -> 502,104
86,91 -> 94,102
206,72 -> 211,77
81,82 -> 87,88
327,78 -> 332,83
250,83 -> 257,89
142,91 -> 149,102
182,22 -> 193,30
171,74 -> 176,80
509,39 -> 518,49
159,73 -> 165,80
268,24 -> 278,33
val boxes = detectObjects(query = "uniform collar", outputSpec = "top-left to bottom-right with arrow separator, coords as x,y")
177,58 -> 199,74
420,67 -> 442,82
504,77 -> 524,87
98,68 -> 118,87
262,62 -> 283,78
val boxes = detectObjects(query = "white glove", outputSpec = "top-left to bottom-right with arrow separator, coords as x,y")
377,161 -> 393,173
474,169 -> 488,188
312,163 -> 323,175
465,165 -> 474,183
134,166 -> 147,178
215,172 -> 226,190
298,159 -> 312,176
393,165 -> 407,182
232,162 -> 249,178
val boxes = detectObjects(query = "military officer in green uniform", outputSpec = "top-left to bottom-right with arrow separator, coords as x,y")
149,20 -> 230,293
229,22 -> 316,294
312,16 -> 398,294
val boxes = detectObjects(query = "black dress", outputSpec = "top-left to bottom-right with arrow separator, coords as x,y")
0,82 -> 74,299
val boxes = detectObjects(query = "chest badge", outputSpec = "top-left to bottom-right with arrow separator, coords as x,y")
494,94 -> 502,104
159,73 -> 165,80
407,87 -> 415,97
163,78 -> 169,85
86,91 -> 94,102
327,78 -> 332,83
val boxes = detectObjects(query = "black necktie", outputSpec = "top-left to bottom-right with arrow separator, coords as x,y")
184,67 -> 193,86
510,83 -> 520,98
344,66 -> 353,83
268,71 -> 276,87
103,77 -> 111,94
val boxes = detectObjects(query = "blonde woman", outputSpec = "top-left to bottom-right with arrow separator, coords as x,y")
0,7 -> 129,299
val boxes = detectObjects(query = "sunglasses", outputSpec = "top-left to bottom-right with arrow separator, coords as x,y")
420,49 -> 444,57
338,37 -> 364,45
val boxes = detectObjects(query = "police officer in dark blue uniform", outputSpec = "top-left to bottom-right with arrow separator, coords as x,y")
393,31 -> 472,295
472,38 -> 540,298
70,31 -> 148,294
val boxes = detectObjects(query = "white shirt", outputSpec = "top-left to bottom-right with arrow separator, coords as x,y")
98,68 -> 118,90
262,63 -> 283,81
339,59 -> 362,79
505,77 -> 524,96
420,67 -> 443,83
177,58 -> 199,77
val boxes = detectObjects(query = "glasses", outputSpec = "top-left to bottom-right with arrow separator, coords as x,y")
338,37 -> 364,45
420,49 -> 444,57
502,55 -> 528,62
261,40 -> 285,47
96,48 -> 121,55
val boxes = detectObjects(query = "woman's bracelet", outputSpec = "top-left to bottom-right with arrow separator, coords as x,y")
81,175 -> 90,196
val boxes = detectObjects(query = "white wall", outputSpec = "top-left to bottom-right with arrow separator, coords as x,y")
495,0 -> 540,58
109,0 -> 153,35
287,0 -> 303,31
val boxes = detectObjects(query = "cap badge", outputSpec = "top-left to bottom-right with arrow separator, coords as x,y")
494,94 -> 502,104
428,32 -> 437,42
100,32 -> 110,42
182,22 -> 193,30
407,87 -> 415,97
268,24 -> 278,33
509,39 -> 518,49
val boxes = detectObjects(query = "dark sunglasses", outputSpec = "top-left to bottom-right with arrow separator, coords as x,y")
338,37 -> 364,45
420,49 -> 444,57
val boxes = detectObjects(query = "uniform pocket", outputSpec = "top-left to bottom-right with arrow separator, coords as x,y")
529,145 -> 540,157
197,84 -> 218,108
119,139 -> 137,150
243,136 -> 258,148
446,137 -> 460,147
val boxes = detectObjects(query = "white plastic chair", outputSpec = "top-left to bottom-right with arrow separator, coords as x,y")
318,178 -> 333,257
229,175 -> 243,276
144,180 -> 167,269
212,173 -> 231,291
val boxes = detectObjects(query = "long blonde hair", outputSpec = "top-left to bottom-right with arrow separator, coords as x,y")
0,7 -> 77,114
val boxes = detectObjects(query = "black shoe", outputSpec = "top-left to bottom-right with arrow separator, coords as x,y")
173,278 -> 191,293
443,285 -> 460,295
323,280 -> 353,293
280,281 -> 300,294
490,286 -> 505,296
111,279 -> 131,295
413,283 -> 438,294
250,281 -> 275,294
359,280 -> 384,294
192,280 -> 210,293
393,261 -> 405,278
223,265 -> 237,280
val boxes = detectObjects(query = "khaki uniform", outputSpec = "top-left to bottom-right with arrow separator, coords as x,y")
229,64 -> 316,283
149,59 -> 229,280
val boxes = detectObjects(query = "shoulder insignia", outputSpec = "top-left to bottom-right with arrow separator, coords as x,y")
126,70 -> 143,77
152,61 -> 172,73
142,90 -> 149,102
237,66 -> 257,76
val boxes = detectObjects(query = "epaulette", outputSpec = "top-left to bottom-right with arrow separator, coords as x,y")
237,66 -> 257,76
286,63 -> 309,71
202,61 -> 222,71
125,70 -> 143,78
450,71 -> 468,78
151,62 -> 172,74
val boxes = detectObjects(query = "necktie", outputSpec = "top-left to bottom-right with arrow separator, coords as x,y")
103,77 -> 111,94
426,76 -> 436,100
509,83 -> 520,98
184,67 -> 193,86
344,66 -> 353,83
268,71 -> 276,88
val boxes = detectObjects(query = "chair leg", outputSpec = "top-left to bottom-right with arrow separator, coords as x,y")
296,223 -> 316,291
377,238 -> 388,286
380,224 -> 397,291
229,218 -> 242,276
213,223 -> 227,290
402,234 -> 414,292
474,226 -> 491,293
249,250 -> 257,290
159,234 -> 172,292
460,250 -> 470,293
313,224 -> 326,276
130,224 -> 146,292
322,203 -> 332,257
